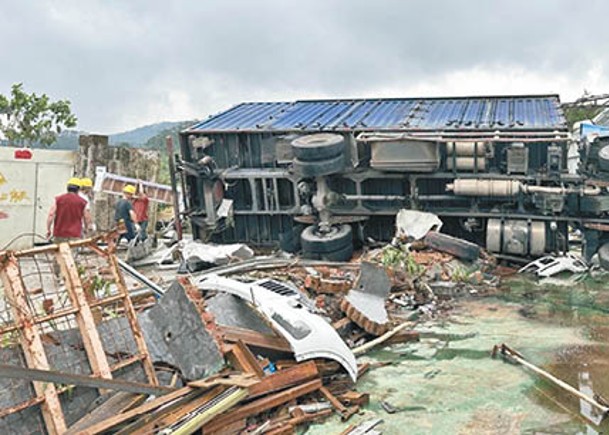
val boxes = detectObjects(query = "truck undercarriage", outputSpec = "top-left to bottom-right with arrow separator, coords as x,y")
177,95 -> 609,263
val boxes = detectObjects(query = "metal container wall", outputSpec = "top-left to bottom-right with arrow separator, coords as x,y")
179,95 -> 571,248
0,148 -> 77,249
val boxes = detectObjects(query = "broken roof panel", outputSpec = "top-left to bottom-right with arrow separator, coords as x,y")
186,95 -> 566,133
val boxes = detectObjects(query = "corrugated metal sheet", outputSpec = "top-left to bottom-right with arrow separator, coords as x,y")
186,95 -> 566,133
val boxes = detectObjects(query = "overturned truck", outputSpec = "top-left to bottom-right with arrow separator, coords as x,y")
178,95 -> 609,261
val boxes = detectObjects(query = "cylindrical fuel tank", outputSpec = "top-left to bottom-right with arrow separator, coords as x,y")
446,141 -> 485,156
446,157 -> 486,171
486,219 -> 546,256
447,179 -> 522,197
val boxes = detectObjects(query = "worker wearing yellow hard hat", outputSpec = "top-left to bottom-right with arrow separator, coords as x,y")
115,184 -> 138,242
78,178 -> 94,232
67,177 -> 82,187
47,177 -> 92,241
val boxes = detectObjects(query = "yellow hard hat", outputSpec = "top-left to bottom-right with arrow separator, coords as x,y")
80,177 -> 93,188
67,177 -> 81,187
123,184 -> 136,194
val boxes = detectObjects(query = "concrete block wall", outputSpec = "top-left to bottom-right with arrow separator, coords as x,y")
78,135 -> 161,232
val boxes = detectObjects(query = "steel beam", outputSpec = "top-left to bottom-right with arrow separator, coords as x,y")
0,364 -> 173,396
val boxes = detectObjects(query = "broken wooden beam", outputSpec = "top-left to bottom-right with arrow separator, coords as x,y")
1,257 -> 67,434
217,324 -> 292,353
56,243 -> 113,391
339,391 -> 370,407
165,386 -> 249,435
353,322 -> 414,356
248,361 -> 319,399
203,379 -> 323,434
188,373 -> 258,390
77,386 -> 196,434
319,386 -> 358,421
66,392 -> 146,434
116,387 -> 226,434
226,340 -> 265,378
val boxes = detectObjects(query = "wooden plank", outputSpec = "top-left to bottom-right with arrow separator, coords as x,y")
188,373 -> 258,389
56,243 -> 113,388
226,340 -> 265,378
114,387 -> 223,434
265,425 -> 295,435
0,257 -> 67,434
0,232 -> 117,259
267,409 -> 333,434
78,386 -> 194,434
332,317 -> 353,331
202,379 -> 322,434
339,391 -> 370,407
169,387 -> 249,435
384,329 -> 420,345
247,361 -> 319,399
218,324 -> 292,353
66,392 -> 146,434
0,306 -> 80,335
106,253 -> 158,385
320,386 -> 358,421
0,394 -> 45,419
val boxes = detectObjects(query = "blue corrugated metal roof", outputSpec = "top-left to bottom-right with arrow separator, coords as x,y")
186,95 -> 566,133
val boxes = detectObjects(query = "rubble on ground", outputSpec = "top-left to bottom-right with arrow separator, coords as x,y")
0,210 -> 509,434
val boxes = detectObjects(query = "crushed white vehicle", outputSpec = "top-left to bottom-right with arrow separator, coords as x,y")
518,253 -> 588,278
197,274 -> 358,382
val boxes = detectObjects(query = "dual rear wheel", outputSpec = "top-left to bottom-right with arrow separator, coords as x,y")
292,133 -> 346,177
292,134 -> 353,261
300,224 -> 353,262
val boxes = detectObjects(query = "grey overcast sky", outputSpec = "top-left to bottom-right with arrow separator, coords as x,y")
0,0 -> 606,133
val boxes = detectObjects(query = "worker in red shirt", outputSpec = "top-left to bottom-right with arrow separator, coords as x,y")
46,178 -> 92,242
132,182 -> 150,241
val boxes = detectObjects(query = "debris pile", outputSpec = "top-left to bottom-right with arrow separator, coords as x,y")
0,210 -> 505,434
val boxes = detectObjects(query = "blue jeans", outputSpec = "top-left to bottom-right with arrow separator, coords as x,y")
118,221 -> 136,243
138,220 -> 148,241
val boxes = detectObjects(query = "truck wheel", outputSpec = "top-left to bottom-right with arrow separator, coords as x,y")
302,241 -> 354,262
599,145 -> 609,172
301,224 -> 352,253
279,225 -> 303,253
291,133 -> 345,161
293,154 -> 344,177
598,242 -> 609,270
321,243 -> 354,262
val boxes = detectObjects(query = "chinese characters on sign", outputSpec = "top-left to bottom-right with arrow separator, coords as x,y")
0,171 -> 30,204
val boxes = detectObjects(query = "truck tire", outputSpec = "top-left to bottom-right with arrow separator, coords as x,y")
291,134 -> 345,161
321,243 -> 354,262
293,154 -> 345,178
302,242 -> 354,262
301,224 -> 352,253
279,225 -> 303,253
598,242 -> 609,270
598,145 -> 609,172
